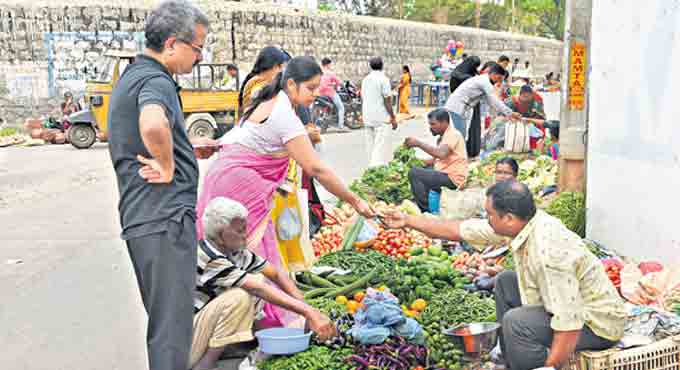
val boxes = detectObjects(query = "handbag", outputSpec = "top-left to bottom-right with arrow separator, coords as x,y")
504,120 -> 531,153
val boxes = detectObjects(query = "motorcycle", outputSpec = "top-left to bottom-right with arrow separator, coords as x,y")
311,81 -> 363,133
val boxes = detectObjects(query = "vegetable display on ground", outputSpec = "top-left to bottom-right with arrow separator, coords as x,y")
545,191 -> 586,238
419,290 -> 496,369
350,146 -> 424,204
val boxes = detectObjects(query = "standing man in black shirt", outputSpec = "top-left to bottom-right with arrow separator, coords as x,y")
107,1 -> 209,369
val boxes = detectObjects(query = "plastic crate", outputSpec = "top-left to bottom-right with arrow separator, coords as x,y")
566,336 -> 680,370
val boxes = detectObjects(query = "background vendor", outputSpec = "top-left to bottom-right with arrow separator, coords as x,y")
381,181 -> 625,370
506,85 -> 546,149
404,108 -> 468,212
191,197 -> 336,370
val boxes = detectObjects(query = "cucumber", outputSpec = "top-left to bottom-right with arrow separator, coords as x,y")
323,270 -> 378,299
328,274 -> 357,286
307,272 -> 339,288
295,282 -> 315,292
304,287 -> 335,300
340,216 -> 365,251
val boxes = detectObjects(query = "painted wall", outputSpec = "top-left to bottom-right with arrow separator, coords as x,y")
0,0 -> 563,124
586,0 -> 680,261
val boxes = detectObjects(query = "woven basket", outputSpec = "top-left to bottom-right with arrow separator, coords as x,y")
566,336 -> 680,370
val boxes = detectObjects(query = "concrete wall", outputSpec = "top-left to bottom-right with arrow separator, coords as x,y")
586,0 -> 680,262
0,0 -> 563,125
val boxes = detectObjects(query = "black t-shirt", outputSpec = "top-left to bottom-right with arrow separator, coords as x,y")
108,54 -> 198,240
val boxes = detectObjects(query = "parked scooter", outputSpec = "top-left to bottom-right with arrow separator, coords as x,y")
311,81 -> 363,133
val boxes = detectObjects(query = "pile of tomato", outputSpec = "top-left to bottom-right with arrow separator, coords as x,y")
602,259 -> 623,291
372,229 -> 412,259
311,226 -> 344,257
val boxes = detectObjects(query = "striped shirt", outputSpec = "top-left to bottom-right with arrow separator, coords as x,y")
194,239 -> 268,312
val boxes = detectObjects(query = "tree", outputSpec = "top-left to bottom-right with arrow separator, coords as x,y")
331,0 -> 398,17
408,0 -> 509,31
517,0 -> 565,39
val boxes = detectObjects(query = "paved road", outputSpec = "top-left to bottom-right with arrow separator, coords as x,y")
0,117 -> 432,370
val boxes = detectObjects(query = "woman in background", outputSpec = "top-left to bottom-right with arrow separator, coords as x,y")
398,65 -> 412,114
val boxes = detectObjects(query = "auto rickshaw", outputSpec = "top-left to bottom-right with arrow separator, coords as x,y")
68,50 -> 240,149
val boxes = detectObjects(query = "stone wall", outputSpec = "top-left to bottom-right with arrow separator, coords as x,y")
0,0 -> 563,125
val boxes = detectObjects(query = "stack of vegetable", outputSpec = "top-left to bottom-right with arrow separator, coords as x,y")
0,127 -> 26,148
545,191 -> 586,238
664,285 -> 680,316
452,252 -> 506,282
387,249 -> 468,304
316,250 -> 396,282
466,151 -> 557,195
350,146 -> 424,204
347,337 -> 433,370
311,225 -> 344,257
372,228 -> 412,259
324,203 -> 360,226
312,215 -> 370,258
258,346 -> 354,370
466,152 -> 527,188
419,290 -> 496,370
517,156 -> 558,194
298,269 -> 379,304
602,259 -> 623,292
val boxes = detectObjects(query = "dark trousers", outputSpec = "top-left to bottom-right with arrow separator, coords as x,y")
494,271 -> 616,370
408,166 -> 457,212
126,214 -> 197,370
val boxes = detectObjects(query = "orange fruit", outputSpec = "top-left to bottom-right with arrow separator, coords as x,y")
411,299 -> 427,312
346,300 -> 360,313
354,291 -> 366,303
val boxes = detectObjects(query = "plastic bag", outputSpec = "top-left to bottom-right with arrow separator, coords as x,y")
440,188 -> 486,220
482,119 -> 507,151
621,263 -> 644,303
393,318 -> 426,345
276,207 -> 301,241
356,221 -> 378,242
504,120 -> 531,153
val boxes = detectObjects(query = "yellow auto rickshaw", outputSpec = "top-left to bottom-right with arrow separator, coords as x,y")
68,50 -> 240,149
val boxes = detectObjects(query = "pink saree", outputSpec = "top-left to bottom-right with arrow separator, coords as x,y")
196,144 -> 298,328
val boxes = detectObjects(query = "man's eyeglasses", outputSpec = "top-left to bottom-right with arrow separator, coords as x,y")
178,39 -> 203,55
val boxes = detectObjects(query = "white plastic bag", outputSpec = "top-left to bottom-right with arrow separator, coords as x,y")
439,188 -> 486,220
504,120 -> 531,153
276,207 -> 302,241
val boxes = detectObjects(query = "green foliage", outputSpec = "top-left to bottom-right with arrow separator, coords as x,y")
325,0 -> 565,39
349,146 -> 424,205
545,192 -> 586,237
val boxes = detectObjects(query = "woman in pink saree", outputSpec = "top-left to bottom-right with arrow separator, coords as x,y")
196,57 -> 374,327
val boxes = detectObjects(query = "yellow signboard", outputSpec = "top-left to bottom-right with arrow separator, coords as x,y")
568,42 -> 587,111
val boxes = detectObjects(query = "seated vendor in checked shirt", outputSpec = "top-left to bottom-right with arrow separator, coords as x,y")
382,181 -> 625,370
189,197 -> 336,370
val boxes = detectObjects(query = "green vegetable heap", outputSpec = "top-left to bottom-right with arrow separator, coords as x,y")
387,248 -> 469,304
315,250 -> 396,281
419,290 -> 496,370
350,146 -> 424,204
545,192 -> 586,237
258,345 -> 354,370
467,151 -> 557,195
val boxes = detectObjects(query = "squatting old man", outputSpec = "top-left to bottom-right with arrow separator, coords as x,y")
190,197 -> 336,370
382,181 -> 625,370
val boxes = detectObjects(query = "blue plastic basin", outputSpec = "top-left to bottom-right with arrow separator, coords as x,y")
255,327 -> 312,355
